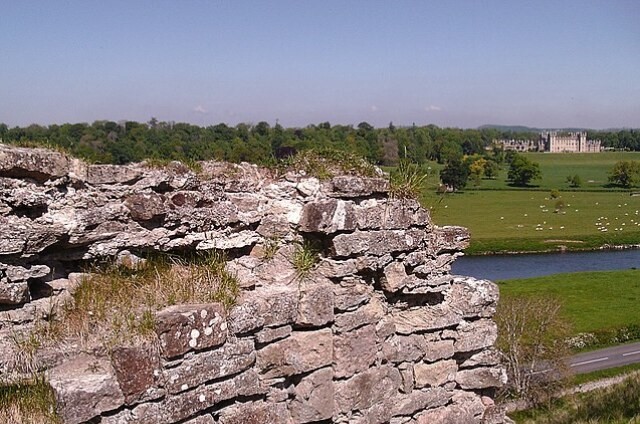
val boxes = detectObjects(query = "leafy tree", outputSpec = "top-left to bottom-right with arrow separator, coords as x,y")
495,295 -> 571,405
468,157 -> 487,186
608,161 -> 640,188
565,174 -> 582,188
483,159 -> 500,179
439,158 -> 469,191
508,154 -> 541,186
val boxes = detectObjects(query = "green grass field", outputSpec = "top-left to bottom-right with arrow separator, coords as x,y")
471,152 -> 640,191
408,152 -> 640,253
498,269 -> 640,335
430,190 -> 640,253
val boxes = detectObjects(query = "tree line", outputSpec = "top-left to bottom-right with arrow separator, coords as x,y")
1,119 -> 638,167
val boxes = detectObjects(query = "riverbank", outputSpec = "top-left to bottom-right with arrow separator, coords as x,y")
453,249 -> 640,281
464,241 -> 640,256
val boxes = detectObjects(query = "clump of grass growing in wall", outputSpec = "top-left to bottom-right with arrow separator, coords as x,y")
0,375 -> 62,424
57,251 -> 239,347
262,237 -> 280,262
144,157 -> 203,174
281,149 -> 379,180
292,240 -> 321,279
389,160 -> 429,200
9,331 -> 42,376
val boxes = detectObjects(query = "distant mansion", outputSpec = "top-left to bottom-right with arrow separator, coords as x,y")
495,131 -> 601,153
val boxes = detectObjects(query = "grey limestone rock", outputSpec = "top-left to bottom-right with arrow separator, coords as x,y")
48,354 -> 125,424
256,329 -> 333,379
155,303 -> 227,359
0,144 -> 72,182
0,145 -> 507,424
289,367 -> 334,422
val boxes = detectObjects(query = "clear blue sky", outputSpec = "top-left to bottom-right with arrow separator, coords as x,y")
1,0 -> 638,129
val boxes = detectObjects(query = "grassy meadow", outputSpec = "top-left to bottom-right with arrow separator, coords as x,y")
431,190 -> 640,253
498,269 -> 640,335
421,152 -> 640,253
469,151 -> 640,191
511,372 -> 640,424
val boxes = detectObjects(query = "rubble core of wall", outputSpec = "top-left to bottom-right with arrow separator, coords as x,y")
0,144 -> 507,423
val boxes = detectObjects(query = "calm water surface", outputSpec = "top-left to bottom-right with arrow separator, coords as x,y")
452,249 -> 640,281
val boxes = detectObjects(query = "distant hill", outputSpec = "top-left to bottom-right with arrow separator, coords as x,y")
479,124 -> 638,133
478,124 -> 544,133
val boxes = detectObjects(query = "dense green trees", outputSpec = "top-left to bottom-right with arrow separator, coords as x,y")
439,158 -> 470,191
0,120 -> 637,173
507,154 -> 541,186
0,119 -> 506,166
608,161 -> 640,188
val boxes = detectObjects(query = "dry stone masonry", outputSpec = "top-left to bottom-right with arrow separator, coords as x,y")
0,144 -> 507,423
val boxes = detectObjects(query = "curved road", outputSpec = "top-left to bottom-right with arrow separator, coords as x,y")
569,341 -> 640,374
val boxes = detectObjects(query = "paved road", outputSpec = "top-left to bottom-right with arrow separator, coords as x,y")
569,341 -> 640,374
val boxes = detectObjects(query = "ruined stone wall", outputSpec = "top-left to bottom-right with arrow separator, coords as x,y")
0,144 -> 506,423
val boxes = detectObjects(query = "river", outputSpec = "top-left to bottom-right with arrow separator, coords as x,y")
451,249 -> 640,281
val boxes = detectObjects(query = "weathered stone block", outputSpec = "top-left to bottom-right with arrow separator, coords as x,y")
334,365 -> 401,414
256,329 -> 332,378
255,214 -> 290,238
297,280 -> 334,327
332,280 -> 372,312
328,176 -> 389,197
332,229 -> 426,257
289,367 -> 334,422
164,339 -> 255,394
382,261 -> 435,292
219,401 -> 292,424
460,348 -> 502,369
399,364 -> 414,393
455,367 -> 507,389
355,253 -> 394,272
333,324 -> 377,378
299,199 -> 357,233
0,144 -> 71,182
430,226 -> 470,253
196,229 -> 260,250
382,334 -> 428,363
0,281 -> 29,304
155,303 -> 227,359
182,415 -> 216,424
424,339 -> 455,363
255,325 -> 292,344
87,164 -> 142,185
260,286 -> 299,327
448,277 -> 499,318
227,295 -> 264,335
414,359 -> 458,388
0,216 -> 64,255
124,192 -> 166,222
317,258 -> 358,279
334,297 -> 385,334
412,253 -> 461,277
392,304 -> 462,335
111,345 -> 164,405
126,369 -> 264,424
447,319 -> 498,353
5,264 -> 50,282
391,387 -> 452,417
354,198 -> 431,230
48,354 -> 125,424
